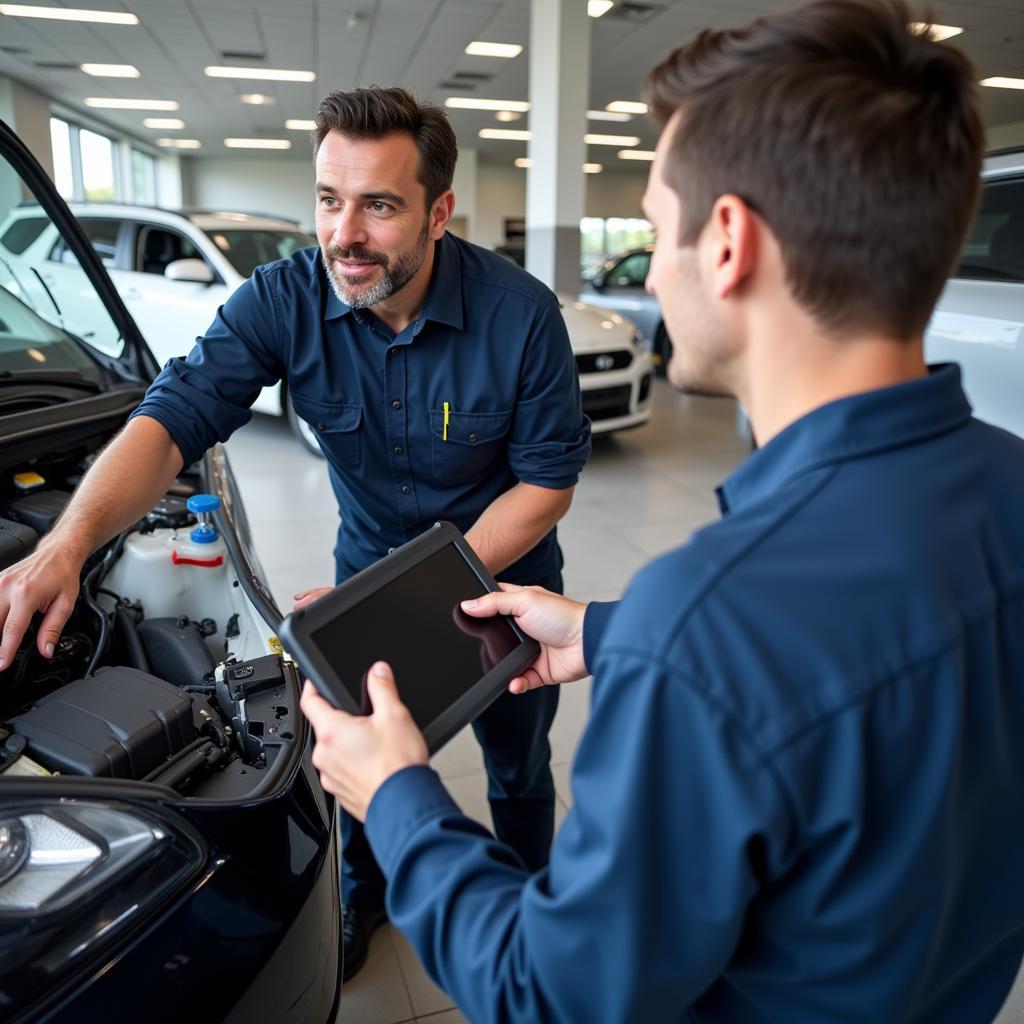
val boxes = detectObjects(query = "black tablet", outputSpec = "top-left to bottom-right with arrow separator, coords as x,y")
278,521 -> 540,754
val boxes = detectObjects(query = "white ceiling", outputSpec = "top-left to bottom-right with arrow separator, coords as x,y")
1,0 -> 1023,165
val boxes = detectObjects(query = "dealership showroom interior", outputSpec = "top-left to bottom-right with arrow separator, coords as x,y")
1,0 -> 1024,1020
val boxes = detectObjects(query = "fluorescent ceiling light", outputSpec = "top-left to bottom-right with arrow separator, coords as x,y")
588,0 -> 613,16
495,110 -> 522,122
587,109 -> 631,122
81,63 -> 139,78
446,97 -> 530,112
158,138 -> 201,149
480,128 -> 532,140
0,4 -> 138,24
85,97 -> 179,110
465,41 -> 522,58
910,22 -> 963,41
585,133 -> 640,146
285,119 -> 316,130
981,77 -> 1024,90
240,93 -> 274,105
618,149 -> 655,161
606,101 -> 647,115
204,66 -> 315,83
224,137 -> 292,149
144,117 -> 184,129
583,163 -> 603,174
514,157 -> 532,168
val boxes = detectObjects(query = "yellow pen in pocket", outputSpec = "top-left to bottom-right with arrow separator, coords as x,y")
443,401 -> 450,441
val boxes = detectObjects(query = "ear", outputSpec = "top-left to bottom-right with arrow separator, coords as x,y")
430,189 -> 456,238
706,194 -> 758,300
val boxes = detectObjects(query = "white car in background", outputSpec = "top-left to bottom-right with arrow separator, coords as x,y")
925,147 -> 1024,439
0,202 -> 318,447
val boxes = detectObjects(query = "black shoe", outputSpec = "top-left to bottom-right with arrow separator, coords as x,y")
342,905 -> 388,981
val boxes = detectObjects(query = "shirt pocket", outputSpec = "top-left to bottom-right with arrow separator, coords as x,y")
290,393 -> 363,468
428,408 -> 512,484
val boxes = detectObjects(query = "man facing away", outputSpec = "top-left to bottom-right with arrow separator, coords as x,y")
300,1 -> 1024,1020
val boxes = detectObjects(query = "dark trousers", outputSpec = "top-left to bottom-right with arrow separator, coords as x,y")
340,570 -> 563,911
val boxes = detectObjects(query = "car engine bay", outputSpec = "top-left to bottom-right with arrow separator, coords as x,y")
0,446 -> 299,799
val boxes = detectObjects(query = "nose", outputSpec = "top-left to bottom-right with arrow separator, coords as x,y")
332,204 -> 368,249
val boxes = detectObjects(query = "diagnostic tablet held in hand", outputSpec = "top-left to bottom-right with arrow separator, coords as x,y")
278,521 -> 540,754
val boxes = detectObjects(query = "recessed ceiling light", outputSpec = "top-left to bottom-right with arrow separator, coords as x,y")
158,138 -> 201,149
285,119 -> 316,130
514,157 -> 532,168
224,137 -> 292,149
587,109 -> 631,122
618,149 -> 655,161
0,4 -> 138,24
585,133 -> 640,146
981,77 -> 1024,90
583,163 -> 603,174
240,93 -> 274,105
446,97 -> 530,112
588,0 -> 613,16
910,22 -> 963,41
479,128 -> 532,140
495,110 -> 522,122
144,117 -> 184,129
465,41 -> 523,58
204,66 -> 315,83
81,63 -> 140,78
606,101 -> 647,115
85,97 -> 179,110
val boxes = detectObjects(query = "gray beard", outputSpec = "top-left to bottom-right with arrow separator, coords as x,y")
322,220 -> 431,309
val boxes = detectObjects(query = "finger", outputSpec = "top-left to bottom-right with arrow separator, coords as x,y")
37,593 -> 74,659
460,589 -> 533,619
508,666 -> 544,695
300,680 -> 350,732
365,661 -> 404,711
0,608 -> 32,672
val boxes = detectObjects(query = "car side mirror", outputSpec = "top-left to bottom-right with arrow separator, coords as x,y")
165,258 -> 214,285
591,272 -> 606,291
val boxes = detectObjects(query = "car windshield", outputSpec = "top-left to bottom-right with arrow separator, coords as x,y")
204,227 -> 315,278
0,156 -> 125,363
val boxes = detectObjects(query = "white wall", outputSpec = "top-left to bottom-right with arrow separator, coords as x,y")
987,120 -> 1024,151
0,76 -> 54,179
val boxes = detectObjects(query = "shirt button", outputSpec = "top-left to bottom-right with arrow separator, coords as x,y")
393,446 -> 403,455
401,485 -> 411,495
468,433 -> 477,443
392,399 -> 402,410
316,421 -> 325,430
389,348 -> 398,357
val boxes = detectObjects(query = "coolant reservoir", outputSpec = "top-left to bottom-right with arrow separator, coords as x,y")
103,494 -> 234,638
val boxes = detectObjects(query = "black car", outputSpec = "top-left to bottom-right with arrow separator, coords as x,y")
0,121 -> 341,1022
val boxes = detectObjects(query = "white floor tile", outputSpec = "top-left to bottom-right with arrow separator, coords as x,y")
334,922 -> 414,1024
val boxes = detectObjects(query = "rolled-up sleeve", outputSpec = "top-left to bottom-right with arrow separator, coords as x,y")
130,267 -> 286,466
507,298 -> 591,489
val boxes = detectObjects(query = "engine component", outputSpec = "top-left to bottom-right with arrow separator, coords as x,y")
0,517 -> 37,571
144,493 -> 193,530
4,490 -> 72,536
215,655 -> 291,763
138,617 -> 217,690
9,667 -> 197,778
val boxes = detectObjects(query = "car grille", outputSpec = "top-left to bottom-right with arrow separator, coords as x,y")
582,384 -> 633,421
575,350 -> 633,374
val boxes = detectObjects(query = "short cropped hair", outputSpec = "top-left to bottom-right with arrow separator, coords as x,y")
644,0 -> 984,339
313,86 -> 458,207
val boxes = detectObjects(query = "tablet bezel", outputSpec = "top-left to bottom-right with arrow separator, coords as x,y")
278,521 -> 540,754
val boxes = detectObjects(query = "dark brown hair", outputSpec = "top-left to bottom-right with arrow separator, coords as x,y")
644,0 -> 984,339
313,86 -> 457,207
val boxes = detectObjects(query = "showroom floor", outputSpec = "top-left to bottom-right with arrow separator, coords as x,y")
225,381 -> 1024,1024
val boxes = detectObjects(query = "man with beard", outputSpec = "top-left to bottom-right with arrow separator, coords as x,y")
299,2 -> 1024,1022
0,88 -> 591,980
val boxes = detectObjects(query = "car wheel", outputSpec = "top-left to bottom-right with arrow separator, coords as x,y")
285,392 -> 325,457
653,323 -> 672,378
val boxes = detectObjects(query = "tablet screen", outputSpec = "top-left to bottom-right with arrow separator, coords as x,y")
309,542 -> 521,726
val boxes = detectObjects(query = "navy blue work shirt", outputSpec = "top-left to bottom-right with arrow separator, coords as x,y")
131,233 -> 591,583
364,364 -> 1024,1023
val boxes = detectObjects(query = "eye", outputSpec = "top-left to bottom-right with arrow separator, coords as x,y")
317,194 -> 336,207
369,200 -> 393,213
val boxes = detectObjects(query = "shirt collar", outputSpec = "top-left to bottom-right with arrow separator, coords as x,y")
716,363 -> 973,515
323,232 -> 464,331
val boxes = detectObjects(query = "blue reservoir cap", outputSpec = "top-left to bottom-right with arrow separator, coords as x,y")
187,494 -> 221,515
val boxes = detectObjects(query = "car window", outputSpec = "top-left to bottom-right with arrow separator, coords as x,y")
205,228 -> 315,278
0,215 -> 47,255
954,176 -> 1024,283
135,226 -> 204,275
50,217 -> 121,269
609,252 -> 650,287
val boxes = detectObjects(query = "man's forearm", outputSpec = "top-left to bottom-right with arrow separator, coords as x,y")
464,482 -> 574,577
43,415 -> 185,564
